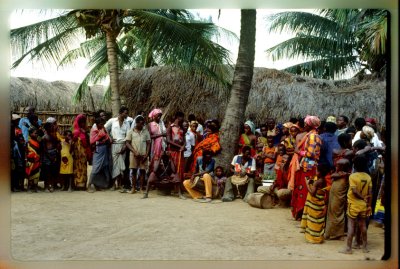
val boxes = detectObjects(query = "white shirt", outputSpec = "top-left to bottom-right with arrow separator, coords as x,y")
104,117 -> 131,142
196,124 -> 204,135
184,131 -> 196,158
352,131 -> 383,147
126,116 -> 134,129
231,155 -> 256,173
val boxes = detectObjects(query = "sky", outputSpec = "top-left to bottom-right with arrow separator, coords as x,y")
9,9 -> 315,84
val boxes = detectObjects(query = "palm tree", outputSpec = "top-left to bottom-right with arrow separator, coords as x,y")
11,9 -> 235,116
217,9 -> 256,170
265,9 -> 388,79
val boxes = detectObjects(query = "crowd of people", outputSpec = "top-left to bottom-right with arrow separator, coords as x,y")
10,106 -> 386,253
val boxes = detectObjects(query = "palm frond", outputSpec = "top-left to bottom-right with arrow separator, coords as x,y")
283,55 -> 360,79
266,35 -> 355,61
58,34 -> 105,68
11,10 -> 84,69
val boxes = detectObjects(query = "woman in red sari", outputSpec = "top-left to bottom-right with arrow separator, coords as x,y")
148,108 -> 167,173
190,120 -> 221,173
290,115 -> 322,220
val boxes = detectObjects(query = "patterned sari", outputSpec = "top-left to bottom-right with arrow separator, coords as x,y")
72,114 -> 90,188
291,130 -> 321,220
190,133 -> 221,173
26,138 -> 41,184
238,133 -> 256,156
287,133 -> 307,190
300,184 -> 327,243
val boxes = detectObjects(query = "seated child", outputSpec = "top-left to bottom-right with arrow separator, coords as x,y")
214,166 -> 227,198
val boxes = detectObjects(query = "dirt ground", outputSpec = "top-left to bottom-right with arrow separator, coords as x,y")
10,185 -> 385,261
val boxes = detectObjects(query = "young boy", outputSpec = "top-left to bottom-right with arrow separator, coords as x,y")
125,116 -> 151,194
339,155 -> 372,254
262,136 -> 277,181
60,130 -> 74,191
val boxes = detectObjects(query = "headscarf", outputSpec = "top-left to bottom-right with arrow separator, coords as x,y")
244,120 -> 255,134
365,117 -> 377,125
326,116 -> 336,123
46,117 -> 57,124
362,125 -> 375,141
12,114 -> 21,121
148,108 -> 162,119
73,114 -> 88,147
304,115 -> 321,129
283,122 -> 294,129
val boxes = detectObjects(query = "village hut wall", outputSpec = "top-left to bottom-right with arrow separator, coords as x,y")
119,67 -> 386,128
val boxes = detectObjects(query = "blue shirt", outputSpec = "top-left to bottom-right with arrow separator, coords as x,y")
18,117 -> 42,143
196,156 -> 215,176
319,132 -> 340,169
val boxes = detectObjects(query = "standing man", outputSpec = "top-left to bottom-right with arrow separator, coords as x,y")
19,106 -> 42,143
221,146 -> 256,202
183,120 -> 195,173
335,115 -> 349,136
105,106 -> 131,190
319,122 -> 340,171
125,116 -> 151,193
130,110 -> 147,191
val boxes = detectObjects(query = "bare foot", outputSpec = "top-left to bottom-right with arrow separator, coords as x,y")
142,193 -> 148,199
339,248 -> 352,254
362,247 -> 370,253
179,194 -> 187,200
353,244 -> 361,249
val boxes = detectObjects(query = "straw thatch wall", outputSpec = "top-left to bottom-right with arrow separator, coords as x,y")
10,77 -> 108,113
119,67 -> 386,126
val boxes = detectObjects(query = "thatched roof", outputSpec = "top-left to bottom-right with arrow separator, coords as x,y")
10,77 -> 108,113
119,67 -> 386,126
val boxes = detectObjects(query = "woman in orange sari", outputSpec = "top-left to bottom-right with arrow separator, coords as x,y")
190,120 -> 221,173
290,116 -> 322,220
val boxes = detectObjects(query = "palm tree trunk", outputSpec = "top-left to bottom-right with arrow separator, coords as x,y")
217,9 -> 256,170
106,32 -> 121,117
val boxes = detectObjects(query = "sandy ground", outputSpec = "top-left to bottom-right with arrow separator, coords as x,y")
11,187 -> 385,261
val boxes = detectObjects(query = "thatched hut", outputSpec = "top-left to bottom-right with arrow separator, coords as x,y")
10,77 -> 108,113
10,67 -> 386,129
119,67 -> 386,126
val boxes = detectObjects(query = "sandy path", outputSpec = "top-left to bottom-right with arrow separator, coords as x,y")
11,189 -> 384,261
